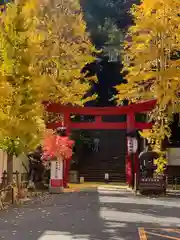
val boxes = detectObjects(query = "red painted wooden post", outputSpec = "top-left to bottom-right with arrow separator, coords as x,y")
95,116 -> 102,125
64,112 -> 70,135
63,112 -> 71,188
127,112 -> 135,130
126,112 -> 141,189
126,112 -> 136,188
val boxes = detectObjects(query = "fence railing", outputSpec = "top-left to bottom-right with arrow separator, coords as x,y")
1,171 -> 28,188
166,176 -> 180,190
0,171 -> 29,209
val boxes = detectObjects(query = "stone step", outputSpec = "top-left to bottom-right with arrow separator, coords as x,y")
82,176 -> 126,182
79,171 -> 126,183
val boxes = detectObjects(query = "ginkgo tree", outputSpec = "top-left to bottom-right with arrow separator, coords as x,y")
39,0 -> 97,106
0,0 -> 50,183
116,0 -> 180,172
0,0 -> 96,184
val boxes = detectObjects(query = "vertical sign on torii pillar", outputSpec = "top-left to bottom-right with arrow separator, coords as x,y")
127,137 -> 138,154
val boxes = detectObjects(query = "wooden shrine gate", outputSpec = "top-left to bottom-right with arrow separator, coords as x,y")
44,100 -> 156,184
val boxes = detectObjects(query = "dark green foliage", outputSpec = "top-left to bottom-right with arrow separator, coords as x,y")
80,0 -> 140,48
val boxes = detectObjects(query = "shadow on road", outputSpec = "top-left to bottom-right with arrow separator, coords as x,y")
0,189 -> 180,239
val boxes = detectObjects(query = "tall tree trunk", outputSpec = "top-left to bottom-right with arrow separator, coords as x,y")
7,153 -> 13,185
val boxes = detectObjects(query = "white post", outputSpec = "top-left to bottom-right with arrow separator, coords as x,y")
49,158 -> 64,193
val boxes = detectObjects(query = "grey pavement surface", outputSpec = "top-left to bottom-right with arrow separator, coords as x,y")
0,188 -> 180,239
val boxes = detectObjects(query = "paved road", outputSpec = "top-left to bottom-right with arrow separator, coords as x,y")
0,188 -> 180,240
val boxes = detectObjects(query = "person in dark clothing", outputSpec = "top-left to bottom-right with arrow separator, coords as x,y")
28,145 -> 44,183
139,145 -> 159,177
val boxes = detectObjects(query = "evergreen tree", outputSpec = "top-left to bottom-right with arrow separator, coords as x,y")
80,0 -> 139,48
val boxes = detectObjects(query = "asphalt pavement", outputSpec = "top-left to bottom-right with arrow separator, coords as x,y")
0,188 -> 180,240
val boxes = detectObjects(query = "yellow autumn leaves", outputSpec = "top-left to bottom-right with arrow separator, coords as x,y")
116,0 -> 180,171
41,0 -> 97,105
0,0 -> 96,155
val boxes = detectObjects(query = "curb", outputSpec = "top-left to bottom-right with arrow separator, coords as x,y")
64,187 -> 97,193
98,185 -> 127,189
63,184 -> 128,192
64,185 -> 128,193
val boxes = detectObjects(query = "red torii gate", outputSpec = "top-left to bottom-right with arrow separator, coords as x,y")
44,99 -> 156,186
45,100 -> 156,131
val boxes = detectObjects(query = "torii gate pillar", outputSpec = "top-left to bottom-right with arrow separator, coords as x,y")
126,112 -> 139,188
63,112 -> 71,188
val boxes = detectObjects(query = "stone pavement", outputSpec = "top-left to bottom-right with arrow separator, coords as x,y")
0,188 -> 180,239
